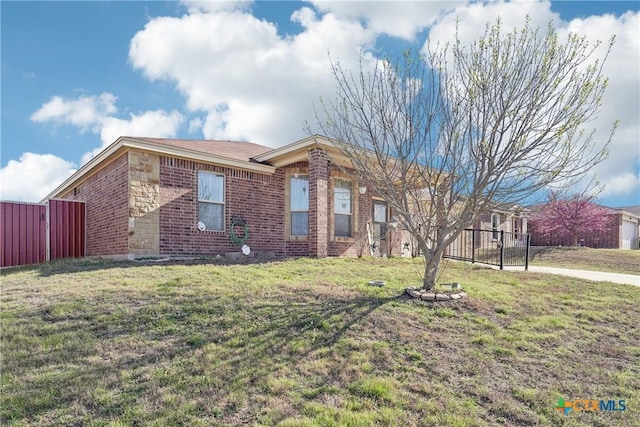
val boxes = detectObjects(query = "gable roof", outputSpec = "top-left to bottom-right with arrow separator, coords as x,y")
42,136 -> 276,202
253,134 -> 349,167
616,206 -> 640,217
130,137 -> 272,162
41,134 -> 362,203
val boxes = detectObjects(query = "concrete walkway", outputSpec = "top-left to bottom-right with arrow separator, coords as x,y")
504,265 -> 640,287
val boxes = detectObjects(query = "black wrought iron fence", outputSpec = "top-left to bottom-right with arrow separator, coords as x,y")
445,229 -> 530,270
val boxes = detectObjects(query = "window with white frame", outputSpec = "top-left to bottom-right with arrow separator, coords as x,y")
334,179 -> 352,237
198,171 -> 224,231
290,175 -> 309,236
513,217 -> 521,235
491,213 -> 500,240
373,201 -> 388,241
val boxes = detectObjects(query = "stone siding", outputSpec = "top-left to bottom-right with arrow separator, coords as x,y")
128,150 -> 160,255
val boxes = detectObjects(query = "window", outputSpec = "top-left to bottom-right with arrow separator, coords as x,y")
513,217 -> 521,235
334,179 -> 352,237
491,213 -> 500,240
290,175 -> 309,236
198,171 -> 224,231
373,201 -> 388,241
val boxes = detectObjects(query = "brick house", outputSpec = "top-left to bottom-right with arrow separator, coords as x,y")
528,206 -> 640,249
473,204 -> 528,238
438,204 -> 529,260
44,135 -> 401,259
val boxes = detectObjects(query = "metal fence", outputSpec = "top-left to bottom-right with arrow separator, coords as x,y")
1,199 -> 85,268
445,228 -> 530,269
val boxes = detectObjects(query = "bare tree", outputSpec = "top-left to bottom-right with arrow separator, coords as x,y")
315,17 -> 616,290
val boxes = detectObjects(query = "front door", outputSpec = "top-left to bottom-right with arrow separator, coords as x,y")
373,201 -> 388,256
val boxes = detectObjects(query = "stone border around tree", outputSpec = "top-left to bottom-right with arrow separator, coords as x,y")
405,287 -> 467,302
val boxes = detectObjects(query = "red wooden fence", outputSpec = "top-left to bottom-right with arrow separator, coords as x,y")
48,199 -> 86,261
1,202 -> 47,267
0,200 -> 85,268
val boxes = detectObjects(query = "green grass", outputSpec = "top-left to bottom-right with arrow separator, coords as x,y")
1,257 -> 639,426
530,246 -> 640,275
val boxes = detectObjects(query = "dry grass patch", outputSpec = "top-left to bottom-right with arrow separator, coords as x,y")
1,257 -> 639,426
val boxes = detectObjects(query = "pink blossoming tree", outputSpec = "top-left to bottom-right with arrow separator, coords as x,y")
530,192 -> 612,246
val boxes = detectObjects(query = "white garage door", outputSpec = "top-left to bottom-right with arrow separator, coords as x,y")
621,220 -> 638,249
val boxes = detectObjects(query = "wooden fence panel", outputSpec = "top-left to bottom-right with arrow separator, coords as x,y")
0,200 -> 85,267
0,202 -> 47,267
48,199 -> 86,261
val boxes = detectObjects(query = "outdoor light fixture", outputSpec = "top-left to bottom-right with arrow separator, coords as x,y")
359,186 -> 367,194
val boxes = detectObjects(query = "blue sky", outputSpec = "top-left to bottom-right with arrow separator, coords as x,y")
1,1 -> 639,206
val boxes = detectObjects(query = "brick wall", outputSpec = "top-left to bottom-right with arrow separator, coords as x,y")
60,153 -> 129,256
308,148 -> 329,257
56,147 -> 412,259
158,156 -> 286,256
528,213 -> 620,248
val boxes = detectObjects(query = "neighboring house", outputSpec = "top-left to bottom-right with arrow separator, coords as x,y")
473,204 -> 529,240
400,199 -> 529,259
44,135 -> 402,259
617,206 -> 640,249
443,204 -> 529,256
528,206 -> 640,249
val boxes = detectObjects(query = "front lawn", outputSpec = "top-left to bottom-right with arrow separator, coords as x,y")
529,246 -> 640,275
1,257 -> 638,426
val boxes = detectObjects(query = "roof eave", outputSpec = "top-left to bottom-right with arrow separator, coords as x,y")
41,137 -> 129,202
252,134 -> 335,165
41,136 -> 276,202
123,137 -> 275,174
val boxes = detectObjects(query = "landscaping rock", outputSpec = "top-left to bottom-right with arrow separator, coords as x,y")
407,289 -> 421,298
368,280 -> 385,287
406,287 -> 467,302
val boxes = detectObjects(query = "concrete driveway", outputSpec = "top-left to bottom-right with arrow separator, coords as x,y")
508,265 -> 640,287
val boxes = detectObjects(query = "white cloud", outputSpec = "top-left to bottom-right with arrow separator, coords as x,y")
424,1 -> 639,201
30,92 -> 117,130
188,117 -> 203,133
180,0 -> 252,14
31,93 -> 185,165
0,153 -> 76,202
561,11 -> 640,200
13,97 -> 184,203
81,109 -> 185,164
600,172 -> 640,197
128,6 -> 375,146
424,1 -> 560,57
23,1 -> 636,206
310,0 -> 459,40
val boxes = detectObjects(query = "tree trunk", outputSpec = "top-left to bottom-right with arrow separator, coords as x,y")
422,251 -> 443,290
